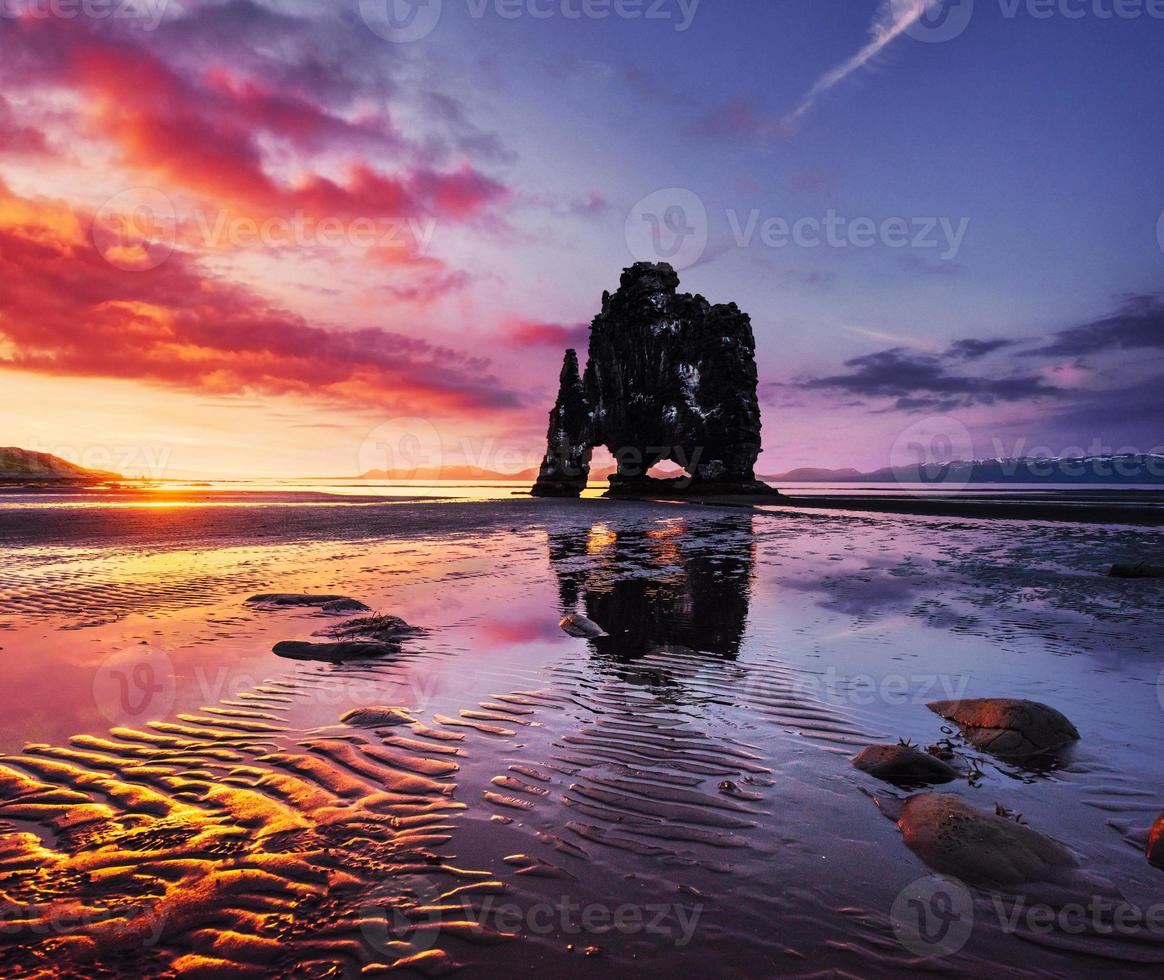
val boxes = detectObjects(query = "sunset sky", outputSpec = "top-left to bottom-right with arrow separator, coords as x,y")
1,0 -> 1161,479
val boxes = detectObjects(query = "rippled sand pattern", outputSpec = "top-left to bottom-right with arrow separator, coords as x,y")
0,680 -> 489,977
1,497 -> 1163,977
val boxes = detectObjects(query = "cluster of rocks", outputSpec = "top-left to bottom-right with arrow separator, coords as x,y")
532,263 -> 778,498
850,697 -> 1103,886
245,593 -> 421,663
853,695 -> 1164,883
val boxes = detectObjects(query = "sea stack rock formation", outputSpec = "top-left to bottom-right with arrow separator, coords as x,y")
531,262 -> 776,498
531,349 -> 593,497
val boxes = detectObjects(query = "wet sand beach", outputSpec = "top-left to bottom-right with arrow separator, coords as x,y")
1,490 -> 1162,978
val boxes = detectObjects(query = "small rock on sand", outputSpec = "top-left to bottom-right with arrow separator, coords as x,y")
246,594 -> 370,612
316,614 -> 419,641
272,640 -> 398,662
897,793 -> 1076,886
1147,814 -> 1164,869
928,698 -> 1079,758
852,744 -> 958,787
560,613 -> 605,638
1109,563 -> 1164,579
319,598 -> 371,612
340,706 -> 416,728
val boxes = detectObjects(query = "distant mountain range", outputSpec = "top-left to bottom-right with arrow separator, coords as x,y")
357,463 -> 687,482
764,454 -> 1164,485
358,465 -> 539,482
0,447 -> 122,482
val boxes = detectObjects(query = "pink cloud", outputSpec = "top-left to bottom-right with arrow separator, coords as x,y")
1,18 -> 509,227
0,184 -> 524,416
503,318 -> 591,349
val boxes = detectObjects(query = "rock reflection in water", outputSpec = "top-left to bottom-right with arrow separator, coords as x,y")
550,517 -> 755,661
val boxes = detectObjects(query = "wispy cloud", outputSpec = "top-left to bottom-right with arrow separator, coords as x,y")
787,0 -> 935,124
1022,294 -> 1164,357
799,342 -> 1062,412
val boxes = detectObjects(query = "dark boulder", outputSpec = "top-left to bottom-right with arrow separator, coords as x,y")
852,743 -> 958,786
896,793 -> 1076,886
928,698 -> 1079,758
273,640 -> 399,662
246,593 -> 370,612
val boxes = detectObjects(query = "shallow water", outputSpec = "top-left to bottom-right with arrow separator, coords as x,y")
0,495 -> 1162,977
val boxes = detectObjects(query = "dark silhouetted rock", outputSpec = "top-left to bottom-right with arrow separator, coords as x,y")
1109,562 -> 1164,579
246,593 -> 370,612
320,598 -> 371,613
928,698 -> 1079,758
531,350 -> 592,497
273,640 -> 398,661
315,614 -> 420,641
852,744 -> 958,786
532,263 -> 778,498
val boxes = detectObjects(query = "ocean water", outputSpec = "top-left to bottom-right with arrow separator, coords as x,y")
0,492 -> 1162,977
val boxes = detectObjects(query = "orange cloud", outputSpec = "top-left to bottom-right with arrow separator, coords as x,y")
0,184 -> 523,416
